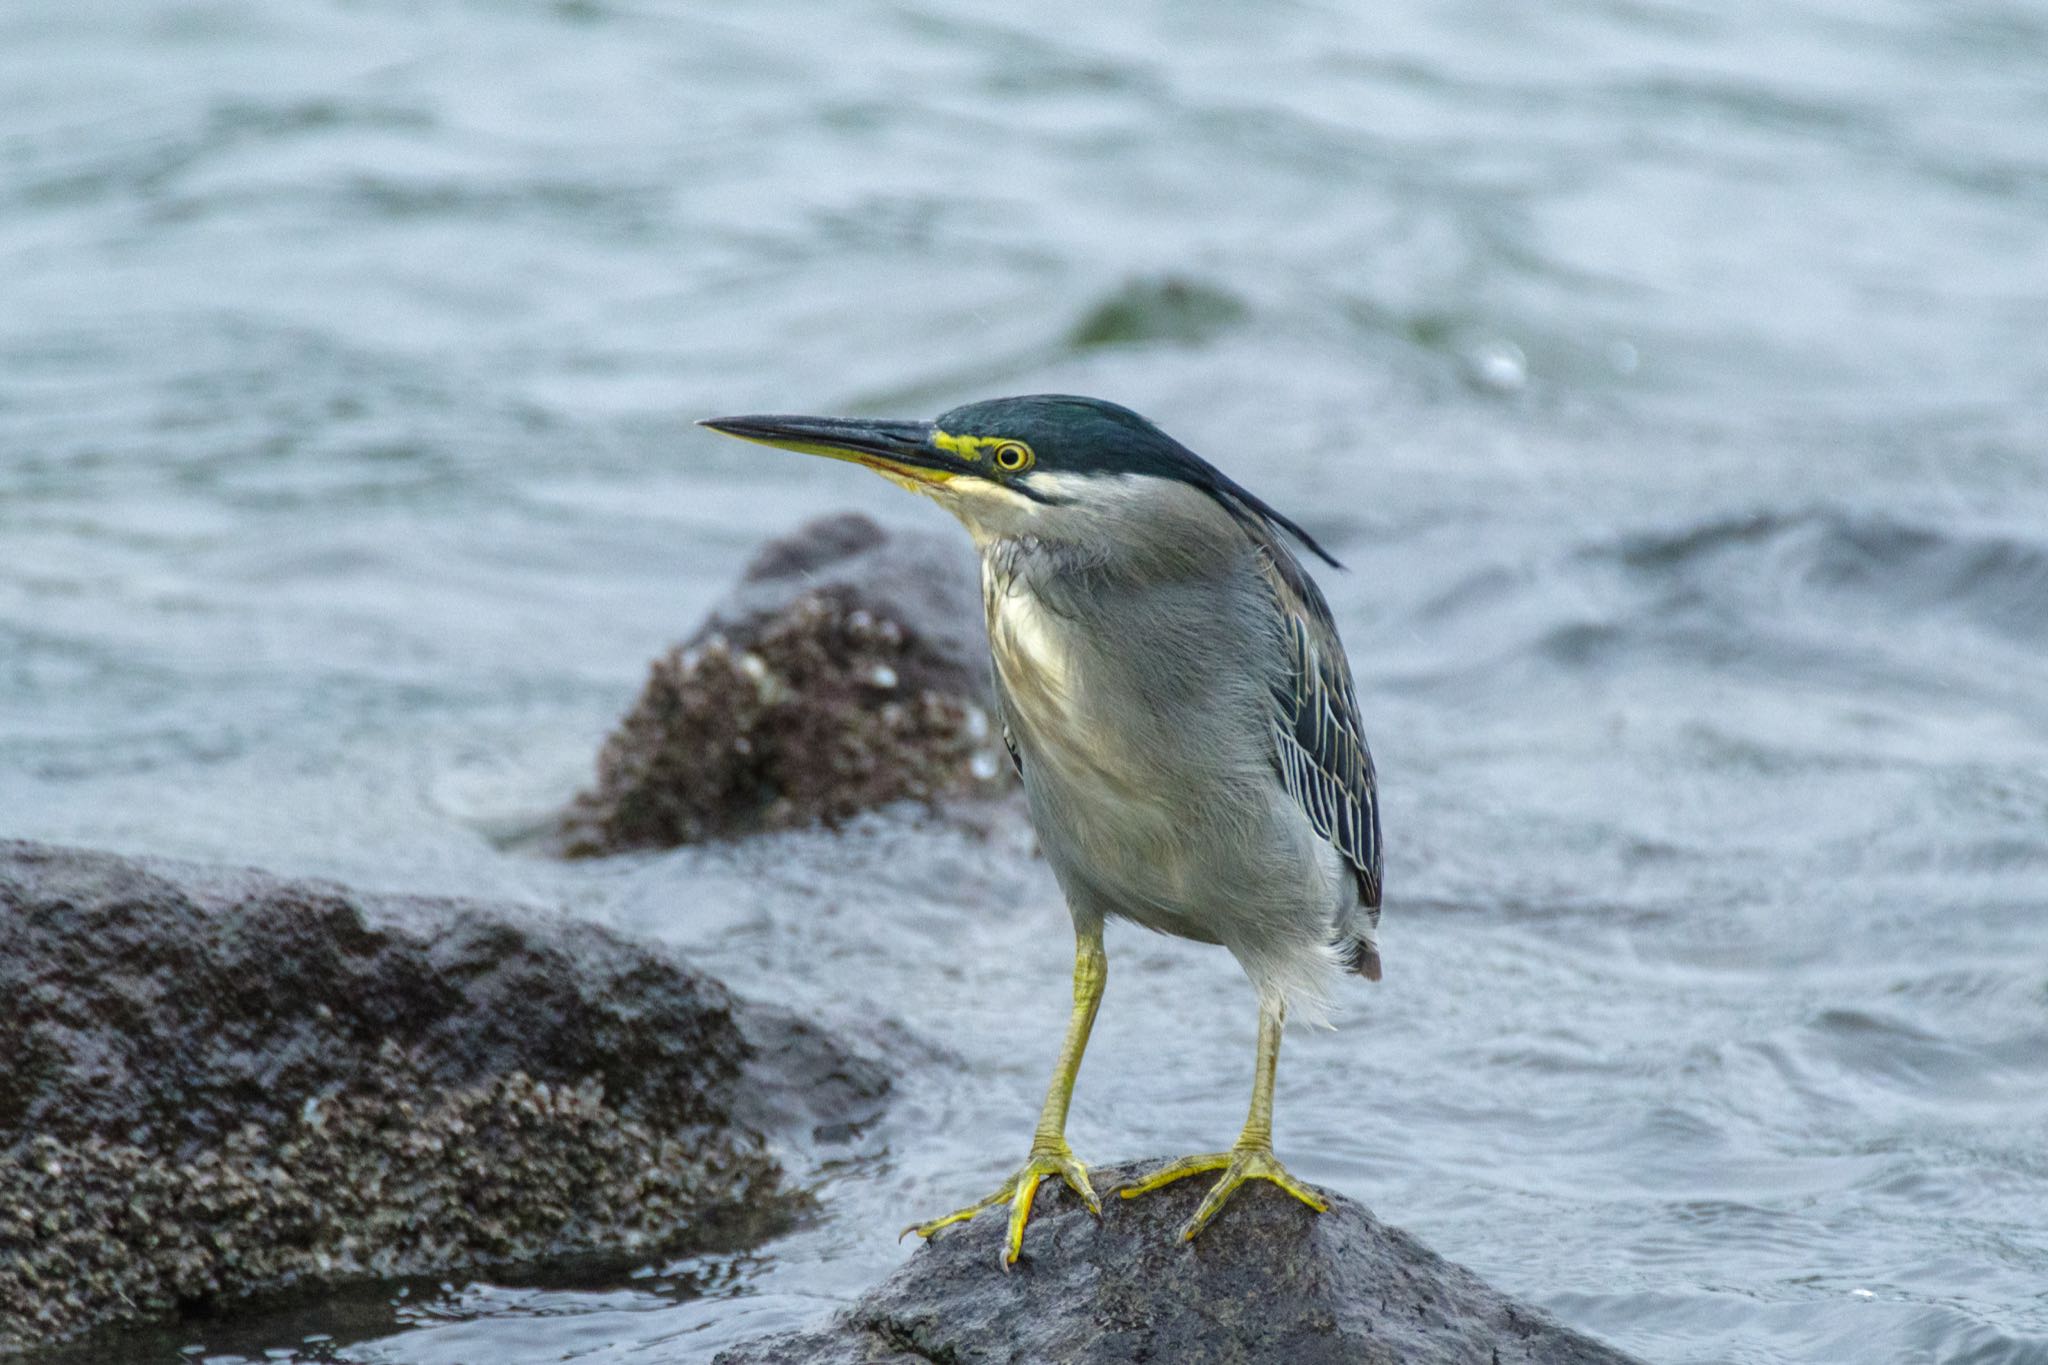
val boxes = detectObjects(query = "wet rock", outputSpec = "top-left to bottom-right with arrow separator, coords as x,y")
559,512 -> 1012,856
1067,274 -> 1249,350
714,1159 -> 1643,1365
0,839 -> 888,1353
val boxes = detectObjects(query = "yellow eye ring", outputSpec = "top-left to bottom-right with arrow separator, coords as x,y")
993,441 -> 1033,473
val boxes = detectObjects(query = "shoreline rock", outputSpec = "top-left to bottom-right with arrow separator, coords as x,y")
557,512 -> 1013,857
0,840 -> 888,1354
714,1159 -> 1644,1365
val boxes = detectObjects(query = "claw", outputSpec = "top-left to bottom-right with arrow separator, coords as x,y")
1120,1143 -> 1328,1241
899,1185 -> 1005,1242
906,1139 -> 1099,1267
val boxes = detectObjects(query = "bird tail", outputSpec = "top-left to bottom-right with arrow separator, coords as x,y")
1344,935 -> 1382,982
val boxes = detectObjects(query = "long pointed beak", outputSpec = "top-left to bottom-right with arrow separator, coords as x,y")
697,413 -> 955,485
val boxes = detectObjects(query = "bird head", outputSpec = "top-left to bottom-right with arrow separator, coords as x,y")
699,393 -> 1337,566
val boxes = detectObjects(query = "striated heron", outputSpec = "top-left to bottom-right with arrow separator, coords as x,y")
701,394 -> 1382,1266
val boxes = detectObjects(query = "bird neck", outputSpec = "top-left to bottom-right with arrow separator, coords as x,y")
976,491 -> 1252,596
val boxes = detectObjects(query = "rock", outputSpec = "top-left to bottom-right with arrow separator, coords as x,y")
0,839 -> 889,1353
714,1160 -> 1643,1365
1066,274 -> 1249,350
558,512 -> 1013,856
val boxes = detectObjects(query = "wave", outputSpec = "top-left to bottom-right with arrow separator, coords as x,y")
1599,505 -> 2048,646
1398,502 -> 2048,699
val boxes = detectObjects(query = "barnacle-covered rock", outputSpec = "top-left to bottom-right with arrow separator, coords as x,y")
558,512 -> 1012,856
0,840 -> 888,1353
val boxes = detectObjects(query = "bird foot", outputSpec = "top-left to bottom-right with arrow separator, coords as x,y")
1118,1141 -> 1329,1241
901,1138 -> 1101,1269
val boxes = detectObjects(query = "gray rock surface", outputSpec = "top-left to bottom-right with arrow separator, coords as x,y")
558,511 -> 1012,856
715,1159 -> 1643,1365
0,840 -> 888,1353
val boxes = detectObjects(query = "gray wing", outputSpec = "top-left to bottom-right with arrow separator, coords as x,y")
1242,518 -> 1383,913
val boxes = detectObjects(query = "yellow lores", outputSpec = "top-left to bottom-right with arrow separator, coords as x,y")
932,429 -> 1035,474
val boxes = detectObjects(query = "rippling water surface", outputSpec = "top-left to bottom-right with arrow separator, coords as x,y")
5,1 -> 2048,1362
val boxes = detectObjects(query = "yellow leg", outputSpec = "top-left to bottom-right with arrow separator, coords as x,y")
905,927 -> 1106,1267
1119,1000 -> 1329,1241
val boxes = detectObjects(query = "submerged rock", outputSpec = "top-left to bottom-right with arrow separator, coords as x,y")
715,1159 -> 1642,1365
559,512 -> 1013,857
0,840 -> 888,1353
1066,274 -> 1249,350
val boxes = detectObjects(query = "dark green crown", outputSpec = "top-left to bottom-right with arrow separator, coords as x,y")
934,394 -> 1339,567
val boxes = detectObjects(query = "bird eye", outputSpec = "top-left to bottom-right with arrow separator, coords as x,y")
993,441 -> 1033,473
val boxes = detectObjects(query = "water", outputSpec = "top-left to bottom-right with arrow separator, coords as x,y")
4,0 -> 2047,1361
